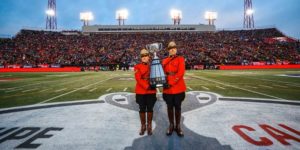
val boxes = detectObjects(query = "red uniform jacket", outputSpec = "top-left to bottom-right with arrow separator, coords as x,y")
134,63 -> 156,94
162,56 -> 186,94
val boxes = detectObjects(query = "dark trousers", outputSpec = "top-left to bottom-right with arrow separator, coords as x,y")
136,94 -> 157,113
163,92 -> 185,111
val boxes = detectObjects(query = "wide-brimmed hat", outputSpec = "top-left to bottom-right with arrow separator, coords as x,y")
140,49 -> 149,57
167,41 -> 177,50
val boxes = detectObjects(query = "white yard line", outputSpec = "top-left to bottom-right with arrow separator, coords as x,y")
187,86 -> 193,90
6,75 -> 94,90
123,87 -> 128,91
89,88 -> 97,92
287,84 -> 300,87
38,77 -> 114,104
245,86 -> 257,89
246,77 -> 300,86
74,87 -> 89,90
216,86 -> 226,89
5,88 -> 23,93
190,75 -> 286,100
22,88 -> 38,93
106,88 -> 112,92
39,89 -> 50,92
6,83 -> 44,90
272,84 -> 288,88
259,85 -> 273,88
201,86 -> 209,90
55,88 -> 67,92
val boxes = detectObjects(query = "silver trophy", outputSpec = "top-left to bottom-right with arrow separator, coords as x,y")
146,43 -> 167,88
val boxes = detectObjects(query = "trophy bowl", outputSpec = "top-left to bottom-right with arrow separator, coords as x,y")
146,43 -> 167,88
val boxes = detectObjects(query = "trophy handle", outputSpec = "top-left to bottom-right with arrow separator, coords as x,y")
158,43 -> 163,50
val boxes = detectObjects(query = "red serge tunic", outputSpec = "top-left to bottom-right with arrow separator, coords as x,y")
134,63 -> 156,94
162,56 -> 186,94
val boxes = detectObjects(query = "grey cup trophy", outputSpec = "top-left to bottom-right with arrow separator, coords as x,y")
146,43 -> 167,88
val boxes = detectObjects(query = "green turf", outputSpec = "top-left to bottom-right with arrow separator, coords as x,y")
0,69 -> 299,108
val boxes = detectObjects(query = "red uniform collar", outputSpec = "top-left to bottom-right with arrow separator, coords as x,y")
169,55 -> 177,58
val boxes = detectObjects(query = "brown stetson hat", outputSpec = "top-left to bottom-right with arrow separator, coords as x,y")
140,49 -> 149,57
167,41 -> 177,50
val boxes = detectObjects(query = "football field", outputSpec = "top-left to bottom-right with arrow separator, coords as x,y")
0,69 -> 300,109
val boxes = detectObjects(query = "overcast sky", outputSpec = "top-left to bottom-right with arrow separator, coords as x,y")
0,0 -> 299,39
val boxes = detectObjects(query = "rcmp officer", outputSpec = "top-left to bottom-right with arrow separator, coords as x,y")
162,41 -> 186,137
134,49 -> 157,136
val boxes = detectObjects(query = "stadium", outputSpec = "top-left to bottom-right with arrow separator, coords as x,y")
0,0 -> 299,149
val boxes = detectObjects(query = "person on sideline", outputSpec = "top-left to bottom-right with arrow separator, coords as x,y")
134,49 -> 157,135
162,41 -> 186,137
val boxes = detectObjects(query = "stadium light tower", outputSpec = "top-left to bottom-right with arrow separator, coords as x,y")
116,9 -> 128,25
80,12 -> 94,26
170,9 -> 182,25
204,11 -> 217,25
46,0 -> 57,30
244,0 -> 255,28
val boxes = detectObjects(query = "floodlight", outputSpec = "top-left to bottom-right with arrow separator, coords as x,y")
170,9 -> 182,19
116,9 -> 129,25
204,11 -> 217,20
170,9 -> 182,25
80,12 -> 94,26
46,9 -> 55,16
116,9 -> 129,20
80,12 -> 94,21
204,11 -> 217,25
246,9 -> 254,15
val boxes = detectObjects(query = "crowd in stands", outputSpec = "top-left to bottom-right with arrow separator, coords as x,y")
0,28 -> 299,69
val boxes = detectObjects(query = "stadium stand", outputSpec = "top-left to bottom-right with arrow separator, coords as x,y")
0,28 -> 299,70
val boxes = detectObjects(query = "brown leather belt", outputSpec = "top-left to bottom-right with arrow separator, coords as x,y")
166,72 -> 176,76
141,77 -> 149,80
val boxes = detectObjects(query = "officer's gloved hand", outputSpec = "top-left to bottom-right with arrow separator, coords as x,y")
163,83 -> 171,89
148,84 -> 157,90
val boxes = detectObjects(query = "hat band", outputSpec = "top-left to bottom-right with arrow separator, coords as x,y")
168,46 -> 176,50
141,53 -> 149,57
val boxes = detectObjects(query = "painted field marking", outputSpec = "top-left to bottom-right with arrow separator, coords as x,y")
190,75 -> 286,100
22,88 -> 38,93
5,88 -> 23,93
246,76 -> 300,86
6,74 -> 94,90
287,84 -> 300,87
272,84 -> 288,88
123,88 -> 128,91
106,88 -> 112,92
245,86 -> 257,89
55,88 -> 67,92
89,88 -> 97,92
201,86 -> 209,90
6,83 -> 44,90
39,89 -> 50,92
38,77 -> 114,104
74,87 -> 89,90
200,71 -> 300,86
216,86 -> 226,89
259,85 -> 273,88
187,87 -> 193,90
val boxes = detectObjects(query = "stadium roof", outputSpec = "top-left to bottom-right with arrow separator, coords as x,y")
82,24 -> 216,33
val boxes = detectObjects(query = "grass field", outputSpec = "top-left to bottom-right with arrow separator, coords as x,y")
0,69 -> 300,109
